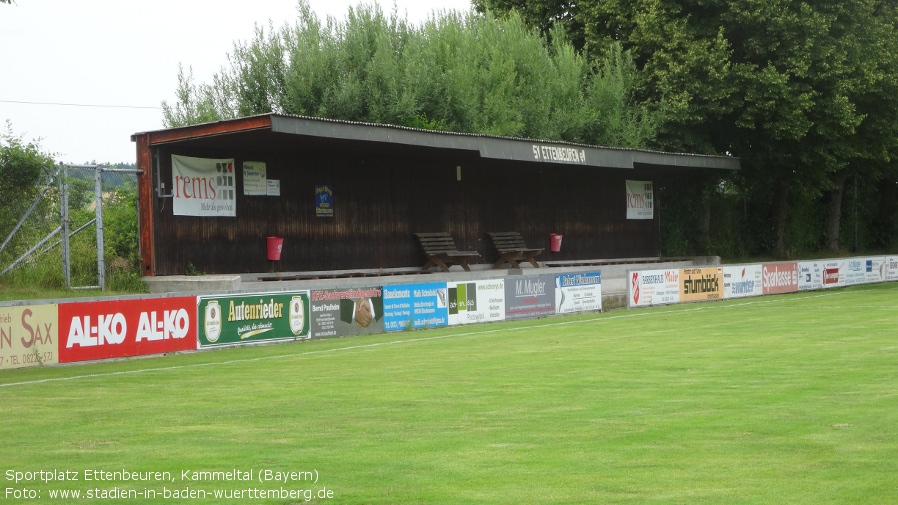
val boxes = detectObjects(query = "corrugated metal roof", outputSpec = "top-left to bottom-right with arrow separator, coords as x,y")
134,113 -> 740,171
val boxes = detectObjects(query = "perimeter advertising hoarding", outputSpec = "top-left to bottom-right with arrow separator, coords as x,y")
798,261 -> 824,291
382,283 -> 449,332
722,265 -> 763,299
505,274 -> 556,320
58,297 -> 196,363
680,267 -> 724,302
0,304 -> 58,370
309,287 -> 383,338
447,280 -> 506,326
841,257 -> 886,285
628,269 -> 680,308
822,259 -> 845,289
761,262 -> 799,295
887,257 -> 898,281
198,292 -> 310,348
555,272 -> 602,314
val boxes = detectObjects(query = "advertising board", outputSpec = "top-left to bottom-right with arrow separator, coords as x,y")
797,261 -> 823,291
382,283 -> 449,332
198,292 -> 310,348
58,297 -> 196,363
822,259 -> 845,289
887,256 -> 898,282
761,262 -> 799,295
505,274 -> 556,320
722,265 -> 763,299
448,280 -> 505,326
0,304 -> 58,370
680,267 -> 724,302
555,272 -> 602,314
628,269 -> 680,308
309,287 -> 383,338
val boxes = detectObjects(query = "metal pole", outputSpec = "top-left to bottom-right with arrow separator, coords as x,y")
95,165 -> 106,290
60,164 -> 71,289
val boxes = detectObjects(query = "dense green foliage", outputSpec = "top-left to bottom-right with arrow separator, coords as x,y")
477,0 -> 898,256
163,2 -> 660,148
0,123 -> 56,260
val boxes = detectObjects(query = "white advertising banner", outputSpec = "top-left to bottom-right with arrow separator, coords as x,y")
797,261 -> 824,291
840,257 -> 885,286
628,269 -> 680,308
887,256 -> 898,281
172,155 -> 236,217
862,257 -> 887,284
555,272 -> 602,314
626,180 -> 654,220
447,280 -> 506,325
723,265 -> 763,299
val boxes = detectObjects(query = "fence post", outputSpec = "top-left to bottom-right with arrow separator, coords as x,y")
60,163 -> 71,289
95,165 -> 106,291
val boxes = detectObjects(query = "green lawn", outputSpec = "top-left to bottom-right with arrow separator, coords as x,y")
2,284 -> 897,504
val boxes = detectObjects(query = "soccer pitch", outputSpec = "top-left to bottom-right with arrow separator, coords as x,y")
2,284 -> 897,504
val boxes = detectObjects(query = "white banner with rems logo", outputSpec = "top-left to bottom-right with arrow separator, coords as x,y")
172,155 -> 236,217
626,180 -> 654,219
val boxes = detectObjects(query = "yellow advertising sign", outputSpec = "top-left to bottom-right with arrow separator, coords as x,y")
680,267 -> 724,302
0,304 -> 58,370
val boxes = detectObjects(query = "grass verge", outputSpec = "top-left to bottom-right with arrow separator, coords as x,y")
1,284 -> 896,504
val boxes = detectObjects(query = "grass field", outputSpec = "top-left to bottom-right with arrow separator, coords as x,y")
2,284 -> 897,504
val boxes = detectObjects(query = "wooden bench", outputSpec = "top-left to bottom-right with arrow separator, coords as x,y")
415,232 -> 481,272
488,231 -> 544,269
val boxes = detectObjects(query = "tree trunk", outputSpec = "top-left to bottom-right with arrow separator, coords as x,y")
770,182 -> 790,257
874,178 -> 898,248
825,173 -> 849,253
697,185 -> 712,254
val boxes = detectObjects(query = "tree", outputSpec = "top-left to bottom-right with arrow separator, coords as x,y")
164,0 -> 660,149
0,122 -> 56,258
479,0 -> 898,256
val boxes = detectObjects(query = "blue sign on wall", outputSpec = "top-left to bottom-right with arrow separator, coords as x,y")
315,184 -> 334,217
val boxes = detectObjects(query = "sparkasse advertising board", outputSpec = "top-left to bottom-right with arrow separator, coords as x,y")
58,297 -> 196,363
761,262 -> 799,295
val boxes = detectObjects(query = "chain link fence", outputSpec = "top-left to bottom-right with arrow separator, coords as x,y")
0,164 -> 141,291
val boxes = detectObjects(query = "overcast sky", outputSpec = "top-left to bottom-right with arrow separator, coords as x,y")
0,0 -> 472,164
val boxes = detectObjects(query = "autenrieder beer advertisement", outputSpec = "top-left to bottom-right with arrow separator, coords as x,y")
198,291 -> 311,348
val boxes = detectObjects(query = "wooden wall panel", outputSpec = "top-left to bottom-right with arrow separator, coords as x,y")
150,144 -> 662,275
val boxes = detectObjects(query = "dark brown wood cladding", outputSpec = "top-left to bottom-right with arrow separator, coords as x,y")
149,142 -> 663,275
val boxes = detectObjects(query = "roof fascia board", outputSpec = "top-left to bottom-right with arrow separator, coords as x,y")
270,114 -> 738,171
132,115 -> 273,145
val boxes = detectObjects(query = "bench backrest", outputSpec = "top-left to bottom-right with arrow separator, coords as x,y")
415,232 -> 461,254
488,232 -> 529,251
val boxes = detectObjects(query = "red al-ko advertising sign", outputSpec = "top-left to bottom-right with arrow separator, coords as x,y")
761,262 -> 799,295
58,297 -> 197,363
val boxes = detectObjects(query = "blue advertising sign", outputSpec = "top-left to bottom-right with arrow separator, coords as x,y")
382,282 -> 449,332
